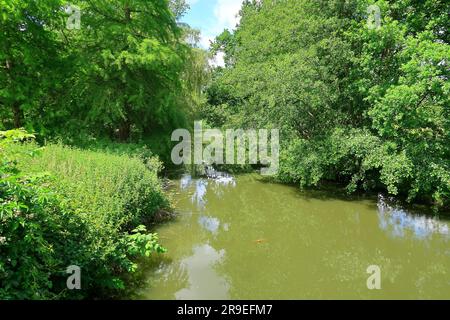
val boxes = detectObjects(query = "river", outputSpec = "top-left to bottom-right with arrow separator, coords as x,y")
131,173 -> 450,299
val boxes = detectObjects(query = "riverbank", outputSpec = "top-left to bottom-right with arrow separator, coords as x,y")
0,132 -> 170,299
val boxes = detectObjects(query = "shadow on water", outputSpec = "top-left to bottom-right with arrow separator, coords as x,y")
256,174 -> 449,217
258,175 -> 450,241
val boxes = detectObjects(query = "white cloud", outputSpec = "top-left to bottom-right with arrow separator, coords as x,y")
199,34 -> 214,49
209,51 -> 225,68
207,0 -> 243,67
185,0 -> 243,66
213,0 -> 243,31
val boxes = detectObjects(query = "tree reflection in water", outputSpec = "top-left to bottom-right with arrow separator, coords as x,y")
377,195 -> 449,239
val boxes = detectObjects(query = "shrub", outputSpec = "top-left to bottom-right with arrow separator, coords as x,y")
0,130 -> 168,299
278,127 -> 449,209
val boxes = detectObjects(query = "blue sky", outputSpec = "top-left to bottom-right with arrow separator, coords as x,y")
181,0 -> 243,55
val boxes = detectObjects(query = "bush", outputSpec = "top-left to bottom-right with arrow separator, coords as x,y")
0,130 -> 168,299
278,127 -> 449,209
17,143 -> 168,230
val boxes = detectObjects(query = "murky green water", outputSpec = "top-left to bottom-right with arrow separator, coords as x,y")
133,174 -> 450,300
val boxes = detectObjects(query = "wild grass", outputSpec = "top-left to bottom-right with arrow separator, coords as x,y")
2,140 -> 169,298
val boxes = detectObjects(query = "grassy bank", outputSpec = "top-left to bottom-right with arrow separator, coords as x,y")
0,131 -> 169,299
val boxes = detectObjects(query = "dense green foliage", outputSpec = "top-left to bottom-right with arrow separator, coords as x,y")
0,0 -> 200,299
0,0 -> 204,142
205,0 -> 449,208
0,0 -> 206,299
0,130 -> 167,299
1,0 -> 449,300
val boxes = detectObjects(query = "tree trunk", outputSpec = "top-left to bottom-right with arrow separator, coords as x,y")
12,103 -> 23,128
125,4 -> 131,22
117,120 -> 131,141
117,100 -> 132,141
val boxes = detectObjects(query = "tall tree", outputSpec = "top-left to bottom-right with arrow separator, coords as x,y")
66,0 -> 188,141
206,0 -> 449,207
0,0 -> 67,131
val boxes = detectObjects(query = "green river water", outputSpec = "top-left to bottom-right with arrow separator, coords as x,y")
132,173 -> 450,300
